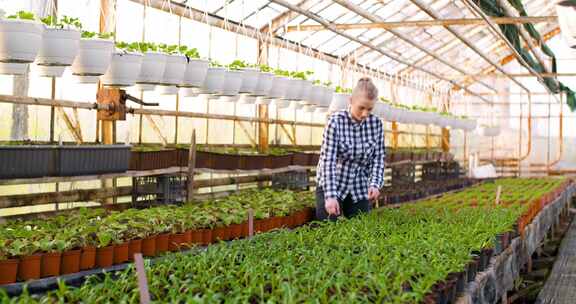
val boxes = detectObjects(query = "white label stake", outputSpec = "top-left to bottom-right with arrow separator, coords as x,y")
248,209 -> 254,238
134,253 -> 151,304
495,186 -> 502,205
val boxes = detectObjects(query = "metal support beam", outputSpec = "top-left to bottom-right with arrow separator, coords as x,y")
286,16 -> 558,32
332,0 -> 497,94
268,0 -> 493,104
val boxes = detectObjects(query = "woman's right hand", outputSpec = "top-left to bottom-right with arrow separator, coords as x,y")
325,198 -> 340,216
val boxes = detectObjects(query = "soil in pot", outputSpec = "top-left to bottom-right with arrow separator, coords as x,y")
0,259 -> 19,284
169,233 -> 186,251
19,254 -> 42,281
96,246 -> 115,268
128,239 -> 143,261
61,250 -> 81,275
141,236 -> 157,257
156,234 -> 170,254
80,247 -> 96,270
113,242 -> 129,264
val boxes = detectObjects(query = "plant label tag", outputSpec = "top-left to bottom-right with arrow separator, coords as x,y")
248,209 -> 254,238
134,253 -> 151,304
495,186 -> 502,205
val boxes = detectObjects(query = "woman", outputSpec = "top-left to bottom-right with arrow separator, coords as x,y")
316,77 -> 385,221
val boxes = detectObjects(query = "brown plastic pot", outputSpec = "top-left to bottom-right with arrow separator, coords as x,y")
113,242 -> 129,265
141,236 -> 157,257
240,222 -> 250,237
61,249 -> 81,275
190,230 -> 203,245
80,247 -> 96,270
212,227 -> 228,242
95,245 -> 114,268
201,229 -> 213,245
183,230 -> 192,245
128,239 -> 143,261
169,233 -> 186,251
156,233 -> 170,254
0,258 -> 19,284
229,224 -> 243,240
18,254 -> 42,281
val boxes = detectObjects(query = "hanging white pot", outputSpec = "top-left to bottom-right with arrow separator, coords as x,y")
285,78 -> 303,100
36,27 -> 80,66
238,68 -> 260,94
309,85 -> 324,107
267,76 -> 290,99
273,99 -> 290,108
200,67 -> 226,94
0,62 -> 28,75
0,18 -> 44,63
322,87 -> 334,108
180,87 -> 200,97
302,104 -> 315,113
290,100 -> 304,110
71,38 -> 114,77
136,51 -> 167,88
155,85 -> 179,95
255,97 -> 271,105
297,80 -> 313,102
30,64 -> 66,77
463,118 -> 477,131
329,93 -> 350,112
161,53 -> 187,86
238,94 -> 256,104
180,58 -> 209,88
100,51 -> 144,87
221,69 -> 244,96
253,72 -> 274,97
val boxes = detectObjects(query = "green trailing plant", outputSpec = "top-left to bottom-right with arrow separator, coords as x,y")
6,11 -> 36,21
290,70 -> 313,80
178,45 -> 200,59
273,68 -> 290,77
259,64 -> 273,73
158,43 -> 179,54
115,41 -> 141,53
81,31 -> 114,39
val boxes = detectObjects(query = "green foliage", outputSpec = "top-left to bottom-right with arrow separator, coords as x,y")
178,45 -> 200,59
41,15 -> 82,30
259,64 -> 273,73
228,60 -> 256,70
158,43 -> 179,54
335,86 -> 352,94
289,70 -> 313,80
273,68 -> 290,77
6,11 -> 36,21
115,41 -> 140,53
81,31 -> 114,39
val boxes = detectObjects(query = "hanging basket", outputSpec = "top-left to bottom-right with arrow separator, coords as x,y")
100,52 -> 144,87
238,67 -> 260,94
136,51 -> 168,88
321,87 -> 334,108
253,72 -> 274,96
71,38 -> 114,77
309,85 -> 324,107
161,53 -> 187,86
180,58 -> 209,88
0,18 -> 44,64
220,69 -> 244,96
267,76 -> 290,99
200,67 -> 226,94
36,27 -> 81,66
0,62 -> 28,75
329,93 -> 349,112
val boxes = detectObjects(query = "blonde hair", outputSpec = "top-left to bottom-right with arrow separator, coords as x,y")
352,77 -> 378,101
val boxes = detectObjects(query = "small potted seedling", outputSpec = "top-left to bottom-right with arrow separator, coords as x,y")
0,11 -> 44,75
252,64 -> 274,98
71,30 -> 115,83
290,70 -> 314,103
100,41 -> 143,87
129,42 -> 167,91
329,86 -> 352,112
178,46 -> 209,97
265,68 -> 291,106
218,61 -> 245,101
31,15 -> 81,77
155,43 -> 187,95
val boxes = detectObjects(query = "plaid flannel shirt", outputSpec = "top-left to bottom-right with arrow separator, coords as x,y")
316,109 -> 385,202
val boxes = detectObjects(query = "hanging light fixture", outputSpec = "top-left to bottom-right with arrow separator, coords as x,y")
556,1 -> 576,48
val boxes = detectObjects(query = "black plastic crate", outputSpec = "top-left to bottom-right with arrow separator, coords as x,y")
271,170 -> 309,190
56,145 -> 131,176
0,146 -> 56,179
132,174 -> 188,207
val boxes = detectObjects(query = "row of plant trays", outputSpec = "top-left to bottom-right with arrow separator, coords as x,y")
421,180 -> 572,303
380,178 -> 476,205
0,207 -> 314,285
386,150 -> 454,163
0,145 -> 131,179
130,149 -> 320,171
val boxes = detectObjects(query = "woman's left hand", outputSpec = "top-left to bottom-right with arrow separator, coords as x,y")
368,186 -> 380,202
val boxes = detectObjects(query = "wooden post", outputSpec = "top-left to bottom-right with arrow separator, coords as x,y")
391,121 -> 399,149
258,105 -> 269,154
187,129 -> 197,202
441,127 -> 450,152
248,209 -> 254,237
133,253 -> 151,304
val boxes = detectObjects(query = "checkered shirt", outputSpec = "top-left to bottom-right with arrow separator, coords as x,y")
316,109 -> 385,202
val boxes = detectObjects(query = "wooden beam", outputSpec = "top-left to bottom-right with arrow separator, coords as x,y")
186,129 -> 196,202
286,16 -> 558,32
237,121 -> 258,148
443,72 -> 576,79
0,187 -> 132,209
144,115 -> 168,145
260,0 -> 320,34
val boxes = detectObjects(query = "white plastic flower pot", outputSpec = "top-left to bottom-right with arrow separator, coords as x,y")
435,116 -> 451,128
290,100 -> 304,110
72,75 -> 100,84
329,93 -> 350,112
0,18 -> 44,63
255,97 -> 271,105
0,62 -> 28,75
322,87 -> 334,108
315,106 -> 328,114
71,38 -> 114,76
100,52 -> 144,87
155,85 -> 179,95
200,67 -> 226,94
30,64 -> 66,77
180,58 -> 209,88
253,72 -> 274,96
309,85 -> 324,107
221,69 -> 244,96
464,119 -> 477,131
161,54 -> 187,86
137,51 -> 167,85
272,99 -> 290,108
36,27 -> 80,66
297,80 -> 313,102
302,104 -> 315,113
238,94 -> 256,104
238,68 -> 259,94
267,76 -> 290,99
285,78 -> 303,100
180,87 -> 200,97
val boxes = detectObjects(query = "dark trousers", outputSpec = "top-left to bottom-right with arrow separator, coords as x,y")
315,187 -> 371,221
